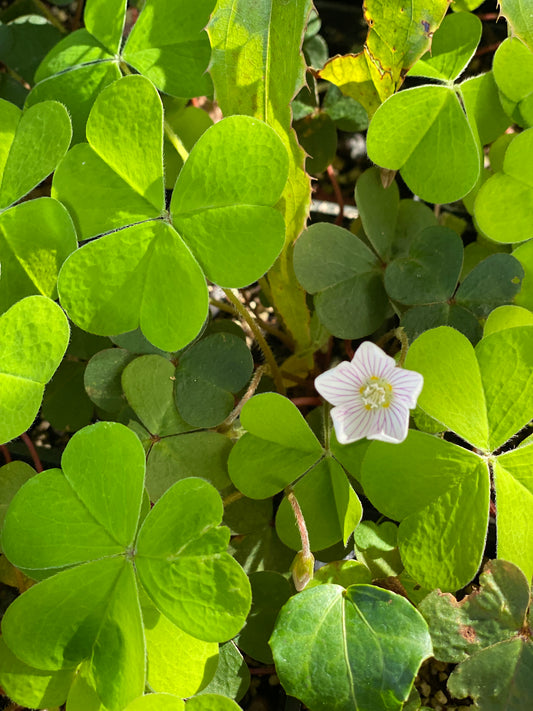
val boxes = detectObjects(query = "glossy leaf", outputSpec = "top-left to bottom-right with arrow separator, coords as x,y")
0,197 -> 77,311
493,37 -> 533,128
361,431 -> 489,591
136,477 -> 252,642
461,71 -> 511,145
0,15 -> 62,84
401,302 -> 482,345
84,0 -> 126,55
271,584 -> 432,711
228,393 -> 323,499
0,99 -> 71,210
294,223 -> 389,339
0,295 -> 69,444
367,85 -> 480,203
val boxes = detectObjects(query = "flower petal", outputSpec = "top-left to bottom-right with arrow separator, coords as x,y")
388,367 -> 424,409
315,361 -> 364,406
367,403 -> 410,444
352,341 -> 396,380
331,402 -> 373,444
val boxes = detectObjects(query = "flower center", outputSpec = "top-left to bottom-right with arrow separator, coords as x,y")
359,376 -> 392,410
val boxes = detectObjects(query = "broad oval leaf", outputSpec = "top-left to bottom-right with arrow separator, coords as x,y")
270,583 -> 432,711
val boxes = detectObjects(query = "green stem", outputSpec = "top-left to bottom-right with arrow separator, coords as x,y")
222,288 -> 286,395
395,327 -> 409,367
210,296 -> 293,347
218,364 -> 267,432
164,120 -> 190,163
223,490 -> 244,507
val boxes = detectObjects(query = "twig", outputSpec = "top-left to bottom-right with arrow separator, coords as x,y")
21,433 -> 43,472
72,0 -> 85,31
218,365 -> 268,432
222,288 -> 286,395
210,297 -> 293,347
291,396 -> 321,408
326,164 -> 345,225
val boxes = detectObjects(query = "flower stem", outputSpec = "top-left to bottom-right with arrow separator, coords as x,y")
286,488 -> 310,558
223,490 -> 244,507
164,121 -> 190,163
218,365 -> 267,432
395,327 -> 409,366
222,288 -> 286,395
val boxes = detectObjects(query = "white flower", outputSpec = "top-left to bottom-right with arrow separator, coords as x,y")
314,341 -> 423,445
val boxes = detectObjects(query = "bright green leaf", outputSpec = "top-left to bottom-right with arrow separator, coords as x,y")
0,295 -> 69,444
484,305 -> 533,336
84,0 -> 126,55
408,12 -> 482,82
367,85 -> 480,203
228,393 -> 323,499
404,327 -> 490,451
361,431 -> 489,591
0,197 -> 77,311
0,99 -> 71,210
474,127 -> 533,243
124,694 -> 185,711
122,0 -> 216,98
499,0 -> 533,51
171,115 -> 288,288
136,477 -> 251,642
493,37 -> 533,128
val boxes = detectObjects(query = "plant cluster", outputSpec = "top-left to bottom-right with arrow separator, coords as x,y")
0,0 -> 532,710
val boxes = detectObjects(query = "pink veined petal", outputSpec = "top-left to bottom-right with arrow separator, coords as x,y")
315,361 -> 364,406
388,367 -> 424,409
367,403 -> 410,444
331,402 -> 374,444
352,341 -> 396,380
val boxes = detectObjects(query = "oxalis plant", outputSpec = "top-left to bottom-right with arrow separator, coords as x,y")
0,0 -> 532,710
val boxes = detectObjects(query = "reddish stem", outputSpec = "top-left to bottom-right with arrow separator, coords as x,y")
249,666 -> 276,676
475,42 -> 501,57
1,445 -> 11,464
490,501 -> 497,518
291,396 -> 322,408
21,433 -> 43,473
327,164 -> 345,225
344,339 -> 355,359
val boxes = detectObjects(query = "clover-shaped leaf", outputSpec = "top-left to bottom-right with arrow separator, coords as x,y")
55,75 -> 288,351
1,422 -> 251,710
362,325 -> 533,588
0,98 -> 71,210
228,393 -> 362,551
493,38 -> 533,128
28,0 -> 215,141
474,126 -> 533,243
270,584 -> 432,711
367,85 -> 480,203
361,430 -> 489,591
294,222 -> 389,339
0,295 -> 70,444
